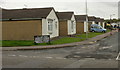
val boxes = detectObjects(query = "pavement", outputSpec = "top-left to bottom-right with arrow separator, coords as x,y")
2,30 -> 118,51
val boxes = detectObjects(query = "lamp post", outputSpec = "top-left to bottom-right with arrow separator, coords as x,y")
110,14 -> 115,24
85,0 -> 88,39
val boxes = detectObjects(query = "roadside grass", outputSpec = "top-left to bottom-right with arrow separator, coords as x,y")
2,37 -> 85,47
51,37 -> 85,45
76,32 -> 104,38
2,29 -> 111,47
76,29 -> 111,38
2,40 -> 47,47
106,29 -> 111,32
0,41 -> 2,47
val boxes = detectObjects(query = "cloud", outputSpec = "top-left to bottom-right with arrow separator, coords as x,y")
0,0 -> 6,6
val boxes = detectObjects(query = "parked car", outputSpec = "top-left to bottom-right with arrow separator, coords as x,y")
90,24 -> 107,33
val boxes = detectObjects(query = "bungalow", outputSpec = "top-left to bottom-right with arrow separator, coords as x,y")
56,12 -> 76,36
95,17 -> 101,26
89,17 -> 105,28
100,18 -> 105,28
2,7 -> 59,40
75,15 -> 88,34
88,16 -> 97,30
88,16 -> 96,24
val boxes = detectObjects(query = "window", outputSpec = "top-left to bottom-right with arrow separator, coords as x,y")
48,19 -> 53,32
71,21 -> 74,32
55,22 -> 57,29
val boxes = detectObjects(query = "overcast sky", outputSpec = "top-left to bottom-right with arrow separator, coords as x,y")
0,0 -> 120,19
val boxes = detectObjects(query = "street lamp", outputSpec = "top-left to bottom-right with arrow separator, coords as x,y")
85,0 -> 88,39
110,14 -> 115,23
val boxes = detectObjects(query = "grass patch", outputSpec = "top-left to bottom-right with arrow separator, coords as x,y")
2,40 -> 48,47
51,37 -> 85,45
2,29 -> 111,47
76,32 -> 104,38
2,37 -> 85,47
0,41 -> 2,47
76,29 -> 110,38
106,29 -> 111,32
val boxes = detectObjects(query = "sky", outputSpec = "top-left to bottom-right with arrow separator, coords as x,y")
118,1 -> 120,19
0,0 -> 120,19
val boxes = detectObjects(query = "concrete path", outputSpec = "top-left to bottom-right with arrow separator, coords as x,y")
2,30 -> 118,51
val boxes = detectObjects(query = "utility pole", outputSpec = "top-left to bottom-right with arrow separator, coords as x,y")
85,0 -> 88,39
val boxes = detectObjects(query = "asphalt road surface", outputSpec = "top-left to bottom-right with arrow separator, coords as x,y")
2,32 -> 119,68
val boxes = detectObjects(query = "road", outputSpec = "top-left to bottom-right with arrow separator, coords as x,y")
2,32 -> 119,68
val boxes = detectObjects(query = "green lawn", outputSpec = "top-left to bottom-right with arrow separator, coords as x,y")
51,37 -> 85,45
0,41 -> 2,47
2,40 -> 48,47
76,32 -> 104,38
2,37 -> 85,47
2,29 -> 111,47
106,29 -> 111,32
76,29 -> 111,39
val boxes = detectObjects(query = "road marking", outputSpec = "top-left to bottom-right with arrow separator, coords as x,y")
75,52 -> 81,54
55,57 -> 66,59
19,55 -> 28,57
8,55 -> 16,57
45,57 -> 53,59
116,52 -> 120,60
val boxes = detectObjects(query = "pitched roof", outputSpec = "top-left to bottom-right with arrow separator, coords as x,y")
100,18 -> 104,22
88,16 -> 96,21
56,12 -> 74,20
95,17 -> 101,22
75,15 -> 87,22
2,7 -> 54,20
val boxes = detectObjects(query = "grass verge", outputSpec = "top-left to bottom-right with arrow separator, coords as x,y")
76,32 -> 104,38
2,37 -> 85,47
2,29 -> 111,47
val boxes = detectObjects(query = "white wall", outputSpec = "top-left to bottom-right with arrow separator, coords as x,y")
92,21 -> 96,24
102,22 -> 105,28
42,18 -> 48,35
98,22 -> 101,26
42,9 -> 59,38
84,21 -> 88,32
67,14 -> 76,35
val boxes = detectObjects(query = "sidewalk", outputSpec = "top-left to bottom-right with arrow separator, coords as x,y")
2,30 -> 118,51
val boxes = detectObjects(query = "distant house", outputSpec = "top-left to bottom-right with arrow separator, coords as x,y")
57,12 -> 76,36
88,16 -> 96,24
89,16 -> 105,28
2,7 -> 59,40
75,15 -> 88,34
100,18 -> 105,28
88,16 -> 96,31
95,17 -> 101,26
